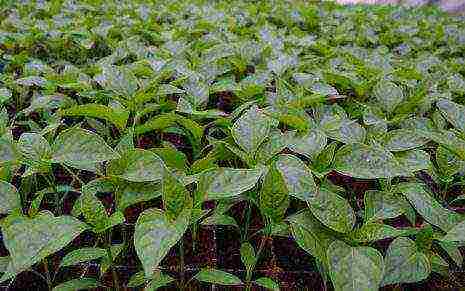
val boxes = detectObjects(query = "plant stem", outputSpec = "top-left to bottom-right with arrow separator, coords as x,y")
242,202 -> 252,242
105,232 -> 120,291
43,259 -> 52,291
179,238 -> 186,290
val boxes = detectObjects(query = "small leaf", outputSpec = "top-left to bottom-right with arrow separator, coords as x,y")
240,242 -> 256,270
162,169 -> 189,221
52,128 -> 119,168
328,240 -> 384,291
259,164 -> 289,222
382,237 -> 431,286
276,154 -> 317,202
52,278 -> 99,291
232,105 -> 270,154
441,221 -> 465,242
254,277 -> 280,291
308,188 -> 355,233
0,88 -> 12,104
145,272 -> 175,290
127,270 -> 145,287
116,181 -> 161,211
194,268 -> 243,286
60,248 -> 106,268
349,223 -> 412,243
96,65 -> 138,98
383,129 -> 429,152
61,103 -> 129,130
202,214 -> 238,227
364,190 -> 408,222
285,130 -> 327,159
134,207 -> 190,278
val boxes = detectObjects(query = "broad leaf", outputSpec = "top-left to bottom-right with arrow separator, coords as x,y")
232,105 -> 270,154
52,128 -> 119,167
60,248 -> 106,268
328,240 -> 384,291
61,103 -> 129,131
308,188 -> 355,233
18,133 -> 51,161
285,130 -> 327,159
52,278 -> 99,291
382,237 -> 431,286
110,149 -> 165,182
373,80 -> 403,113
162,169 -> 189,221
0,212 -> 89,282
442,221 -> 465,242
276,154 -> 317,202
364,190 -> 408,222
134,207 -> 190,278
383,129 -> 429,152
254,277 -> 280,291
259,164 -> 289,222
0,181 -> 20,215
96,65 -> 138,98
437,99 -> 465,133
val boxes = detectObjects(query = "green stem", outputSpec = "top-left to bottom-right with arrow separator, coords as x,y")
43,259 -> 52,291
242,202 -> 252,242
105,232 -> 120,291
179,239 -> 185,290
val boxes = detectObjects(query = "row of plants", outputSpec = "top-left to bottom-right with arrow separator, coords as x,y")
1,0 -> 465,290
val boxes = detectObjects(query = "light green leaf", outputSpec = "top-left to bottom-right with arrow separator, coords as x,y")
61,103 -> 129,130
0,212 -> 89,282
441,221 -> 465,242
259,164 -> 289,222
51,128 -> 119,167
134,207 -> 190,278
0,137 -> 17,165
0,88 -> 12,104
116,181 -> 161,212
194,268 -> 243,286
276,154 -> 317,202
0,181 -> 20,215
145,272 -> 175,290
127,270 -> 145,287
18,132 -> 51,161
110,149 -> 165,182
308,188 -> 355,233
199,167 -> 264,200
60,248 -> 106,268
97,65 -> 138,97
201,214 -> 238,227
328,240 -> 384,291
232,105 -> 270,154
396,183 -> 463,232
383,129 -> 429,152
437,99 -> 465,133
285,130 -> 327,159
349,223 -> 412,243
364,190 -> 408,222
373,80 -> 404,113
382,237 -> 431,286
162,169 -> 189,221
254,277 -> 280,291
288,210 -> 334,263
240,242 -> 256,271
52,278 -> 99,291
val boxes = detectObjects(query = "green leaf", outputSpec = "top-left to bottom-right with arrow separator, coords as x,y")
373,80 -> 404,113
364,190 -> 408,222
382,237 -> 431,286
308,188 -> 355,233
52,278 -> 99,291
259,164 -> 289,222
60,248 -> 106,268
194,268 -> 243,286
116,181 -> 161,211
254,277 -> 280,291
127,270 -> 145,287
18,133 -> 51,161
61,103 -> 129,130
349,223 -> 412,243
145,272 -> 175,290
0,181 -> 20,215
162,169 -> 189,221
276,154 -> 317,202
202,214 -> 238,227
441,221 -> 465,242
97,65 -> 138,98
288,210 -> 334,263
232,105 -> 270,155
0,212 -> 89,282
199,167 -> 264,200
334,143 -> 411,179
134,207 -> 190,278
0,137 -> 17,165
396,183 -> 463,232
285,130 -> 327,159
383,129 -> 429,152
240,242 -> 256,270
437,99 -> 465,133
109,149 -> 165,182
0,88 -> 12,104
51,128 -> 119,168
327,240 -> 384,291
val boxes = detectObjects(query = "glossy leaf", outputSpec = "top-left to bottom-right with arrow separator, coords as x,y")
373,80 -> 404,113
259,164 -> 289,222
276,154 -> 317,202
52,278 -> 99,291
61,103 -> 129,130
0,181 -> 20,215
254,277 -> 280,291
232,105 -> 270,154
437,99 -> 465,133
60,248 -> 106,268
194,268 -> 243,286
